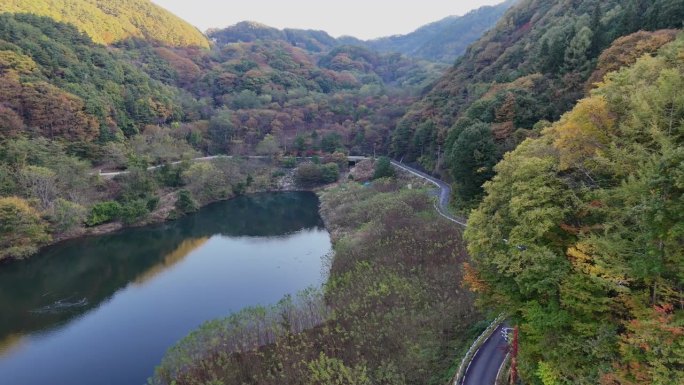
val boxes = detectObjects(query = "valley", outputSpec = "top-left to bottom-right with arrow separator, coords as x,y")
0,0 -> 682,384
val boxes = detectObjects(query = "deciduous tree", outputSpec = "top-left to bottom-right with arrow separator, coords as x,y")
0,196 -> 50,260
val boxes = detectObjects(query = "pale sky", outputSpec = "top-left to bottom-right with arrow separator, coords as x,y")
152,0 -> 505,40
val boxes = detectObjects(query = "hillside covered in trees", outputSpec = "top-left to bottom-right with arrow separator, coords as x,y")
0,1 -> 447,261
207,21 -> 339,53
392,0 -> 684,208
210,0 -> 516,65
0,0 -> 683,384
465,35 -> 684,385
128,27 -> 443,157
355,0 -> 516,63
0,13 -> 184,144
0,0 -> 209,47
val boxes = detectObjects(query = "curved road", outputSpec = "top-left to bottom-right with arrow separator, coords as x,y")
461,324 -> 509,385
389,160 -> 508,385
98,155 -> 506,384
390,160 -> 467,226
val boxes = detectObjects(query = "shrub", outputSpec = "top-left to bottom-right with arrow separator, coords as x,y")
295,162 -> 340,187
175,189 -> 199,214
51,198 -> 87,232
373,157 -> 395,179
232,182 -> 247,196
307,353 -> 371,385
323,151 -> 348,170
86,201 -> 122,227
147,196 -> 160,211
321,163 -> 340,183
181,162 -> 224,203
118,169 -> 158,202
280,156 -> 297,168
120,200 -> 149,225
295,163 -> 323,187
156,163 -> 187,187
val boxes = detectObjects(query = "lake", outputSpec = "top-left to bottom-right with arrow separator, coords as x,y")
0,192 -> 331,385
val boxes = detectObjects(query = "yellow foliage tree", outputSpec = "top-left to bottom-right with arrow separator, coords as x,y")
0,196 -> 50,261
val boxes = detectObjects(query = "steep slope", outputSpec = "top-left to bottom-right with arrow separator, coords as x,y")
362,0 -> 516,63
166,35 -> 443,155
0,0 -> 209,47
465,35 -> 684,385
0,14 -> 183,142
393,0 -> 684,206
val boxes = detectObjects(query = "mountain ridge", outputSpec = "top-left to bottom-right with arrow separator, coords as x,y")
207,1 -> 515,62
361,0 -> 517,63
0,0 -> 209,47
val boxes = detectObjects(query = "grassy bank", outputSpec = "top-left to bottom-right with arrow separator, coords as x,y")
150,177 -> 480,385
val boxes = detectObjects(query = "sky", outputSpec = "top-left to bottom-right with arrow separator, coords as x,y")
151,0 -> 505,40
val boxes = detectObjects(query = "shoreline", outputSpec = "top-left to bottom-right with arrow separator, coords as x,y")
2,150 -> 357,266
2,185 -> 326,267
150,172 -> 478,385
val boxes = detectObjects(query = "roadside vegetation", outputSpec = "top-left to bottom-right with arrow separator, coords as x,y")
150,178 -> 480,385
464,35 -> 684,384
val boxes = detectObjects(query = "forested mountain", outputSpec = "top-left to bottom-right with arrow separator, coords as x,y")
0,13 -> 183,144
0,3 -> 444,261
392,0 -> 684,207
0,0 -> 683,384
149,41 -> 441,158
207,21 -> 339,53
465,35 -> 684,385
0,11 -> 442,156
357,0 -> 516,63
0,0 -> 209,47
210,1 -> 517,65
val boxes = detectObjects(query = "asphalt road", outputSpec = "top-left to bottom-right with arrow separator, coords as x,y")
461,324 -> 509,385
390,160 -> 467,227
388,161 -> 509,385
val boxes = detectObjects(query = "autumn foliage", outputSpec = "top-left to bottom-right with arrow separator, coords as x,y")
0,196 -> 50,260
0,0 -> 209,47
465,36 -> 684,384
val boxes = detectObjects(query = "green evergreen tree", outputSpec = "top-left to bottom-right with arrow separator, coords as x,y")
447,123 -> 497,205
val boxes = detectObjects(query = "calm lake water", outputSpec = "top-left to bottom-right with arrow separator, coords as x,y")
0,192 -> 331,385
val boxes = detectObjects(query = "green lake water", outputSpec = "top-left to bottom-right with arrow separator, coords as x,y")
0,192 -> 331,385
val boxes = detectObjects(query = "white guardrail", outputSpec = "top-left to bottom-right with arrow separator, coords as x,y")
495,352 -> 512,385
452,314 -> 505,385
